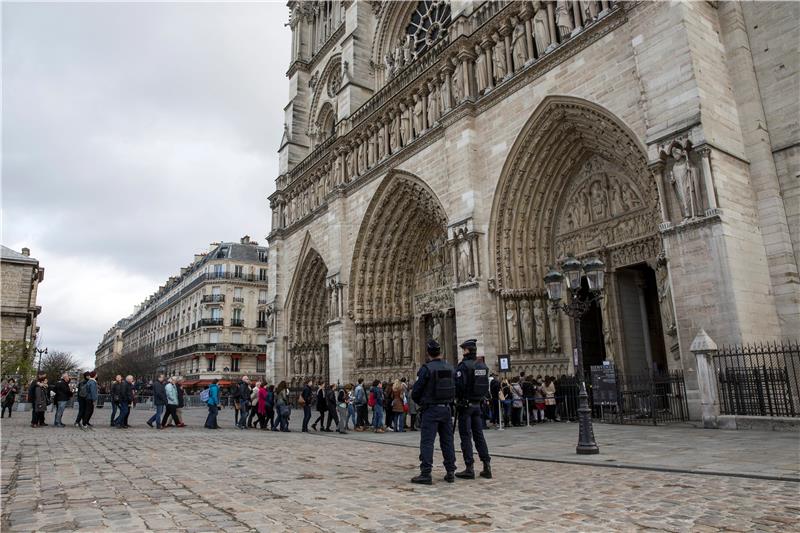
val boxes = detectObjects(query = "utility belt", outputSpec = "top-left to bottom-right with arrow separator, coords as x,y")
421,403 -> 452,412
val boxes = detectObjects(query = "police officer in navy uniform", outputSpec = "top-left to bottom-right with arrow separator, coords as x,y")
411,340 -> 457,485
454,339 -> 492,479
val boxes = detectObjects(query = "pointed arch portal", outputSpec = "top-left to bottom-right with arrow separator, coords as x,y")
489,96 -> 668,378
349,171 -> 455,379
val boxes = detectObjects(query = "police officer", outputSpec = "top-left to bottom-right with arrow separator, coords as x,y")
411,340 -> 457,485
454,339 -> 492,479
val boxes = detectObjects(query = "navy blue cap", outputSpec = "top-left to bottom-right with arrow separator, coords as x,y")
460,339 -> 478,351
426,339 -> 441,356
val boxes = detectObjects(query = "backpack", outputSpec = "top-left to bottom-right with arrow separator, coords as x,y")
78,381 -> 88,399
368,390 -> 376,407
199,388 -> 210,403
231,386 -> 241,400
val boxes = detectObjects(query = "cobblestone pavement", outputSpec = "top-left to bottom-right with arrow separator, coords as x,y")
2,408 -> 799,532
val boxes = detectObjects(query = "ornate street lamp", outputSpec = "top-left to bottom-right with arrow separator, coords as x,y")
35,347 -> 48,375
545,256 -> 604,455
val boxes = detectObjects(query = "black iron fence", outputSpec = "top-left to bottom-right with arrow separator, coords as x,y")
555,369 -> 688,425
713,340 -> 800,418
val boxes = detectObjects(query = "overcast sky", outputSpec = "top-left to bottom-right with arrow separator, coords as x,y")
2,1 -> 289,369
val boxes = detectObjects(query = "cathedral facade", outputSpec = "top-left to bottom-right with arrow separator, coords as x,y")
266,0 -> 799,419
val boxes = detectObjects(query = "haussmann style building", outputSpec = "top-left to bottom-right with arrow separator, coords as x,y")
264,0 -> 799,420
98,237 -> 271,389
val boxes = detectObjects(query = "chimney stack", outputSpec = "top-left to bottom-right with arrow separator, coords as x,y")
21,247 -> 30,256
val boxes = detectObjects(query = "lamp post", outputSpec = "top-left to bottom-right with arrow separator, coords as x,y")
35,347 -> 48,375
544,256 -> 604,455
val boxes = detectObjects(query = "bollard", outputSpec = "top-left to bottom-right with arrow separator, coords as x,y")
497,398 -> 504,431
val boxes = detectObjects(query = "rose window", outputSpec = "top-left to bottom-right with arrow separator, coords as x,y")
405,0 -> 452,55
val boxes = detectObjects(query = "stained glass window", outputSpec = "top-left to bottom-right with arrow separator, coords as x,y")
405,0 -> 452,55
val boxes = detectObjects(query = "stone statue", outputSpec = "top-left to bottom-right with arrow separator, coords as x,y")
389,113 -> 400,152
399,103 -> 411,146
505,300 -> 519,350
367,131 -> 376,167
432,317 -> 442,346
589,180 -> 607,221
533,299 -> 546,350
345,150 -> 354,182
519,299 -> 534,350
316,350 -> 324,377
458,239 -> 471,282
548,304 -> 561,351
532,1 -> 552,55
427,81 -> 440,125
609,179 -> 625,215
393,327 -> 402,366
512,21 -> 527,71
377,122 -> 386,160
474,44 -> 488,93
402,326 -> 412,365
656,258 -> 677,338
668,143 -> 700,220
357,141 -> 366,174
366,327 -> 375,366
402,34 -> 414,64
356,329 -> 366,367
384,53 -> 395,79
600,294 -> 614,363
412,94 -> 424,136
452,67 -> 463,105
493,40 -> 507,81
556,0 -> 574,39
581,0 -> 599,23
376,326 -> 384,366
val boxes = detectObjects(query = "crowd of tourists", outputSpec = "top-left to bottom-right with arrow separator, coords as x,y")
0,369 -> 563,432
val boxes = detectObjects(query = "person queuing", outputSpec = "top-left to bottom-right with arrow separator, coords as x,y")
1,378 -> 19,418
236,376 -> 251,430
79,371 -> 98,430
28,373 -> 47,427
454,339 -> 492,480
162,377 -> 181,428
311,382 -> 327,431
52,373 -> 73,427
300,379 -> 313,432
204,378 -> 221,429
353,378 -> 368,431
147,374 -> 167,429
110,375 -> 124,427
31,376 -> 49,427
275,380 -> 290,432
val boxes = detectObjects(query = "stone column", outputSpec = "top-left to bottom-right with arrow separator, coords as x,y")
501,23 -> 513,76
698,147 -> 719,213
690,329 -> 719,428
481,39 -> 495,91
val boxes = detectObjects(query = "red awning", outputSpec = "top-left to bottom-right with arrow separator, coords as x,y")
218,380 -> 233,386
230,354 -> 242,360
206,354 -> 216,359
181,380 -> 199,387
256,354 -> 266,360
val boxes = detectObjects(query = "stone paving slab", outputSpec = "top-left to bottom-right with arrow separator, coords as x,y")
1,408 -> 798,532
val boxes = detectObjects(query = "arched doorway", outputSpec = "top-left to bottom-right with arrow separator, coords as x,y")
286,247 -> 329,387
349,171 -> 454,381
489,96 -> 671,378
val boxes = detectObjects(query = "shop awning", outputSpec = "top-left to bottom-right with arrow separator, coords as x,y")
181,380 -> 199,387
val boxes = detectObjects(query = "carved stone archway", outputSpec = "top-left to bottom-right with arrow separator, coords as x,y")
489,95 -> 668,376
349,170 -> 454,380
286,245 -> 329,387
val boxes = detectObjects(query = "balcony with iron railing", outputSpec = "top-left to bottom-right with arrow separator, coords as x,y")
199,318 -> 224,327
256,320 -> 267,329
233,297 -> 245,304
230,318 -> 245,327
202,294 -> 225,303
161,342 -> 267,361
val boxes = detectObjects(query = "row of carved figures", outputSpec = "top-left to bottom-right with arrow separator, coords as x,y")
355,322 -> 414,368
274,1 -> 617,230
504,297 -> 561,353
289,346 -> 329,378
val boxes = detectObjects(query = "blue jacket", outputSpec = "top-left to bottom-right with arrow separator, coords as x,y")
207,384 -> 219,406
165,383 -> 179,405
85,379 -> 98,401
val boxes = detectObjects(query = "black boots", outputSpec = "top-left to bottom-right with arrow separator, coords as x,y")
455,465 -> 475,479
444,471 -> 455,483
411,473 -> 433,485
479,462 -> 492,479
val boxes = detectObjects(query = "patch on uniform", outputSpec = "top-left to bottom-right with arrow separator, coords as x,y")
456,371 -> 462,377
475,369 -> 487,376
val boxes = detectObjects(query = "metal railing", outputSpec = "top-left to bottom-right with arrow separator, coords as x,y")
199,318 -> 224,327
233,297 -> 245,303
713,340 -> 800,417
230,319 -> 245,327
202,294 -> 225,303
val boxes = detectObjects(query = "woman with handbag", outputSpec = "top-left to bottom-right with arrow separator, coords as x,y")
256,382 -> 268,429
510,377 -> 524,426
544,376 -> 557,421
336,385 -> 349,434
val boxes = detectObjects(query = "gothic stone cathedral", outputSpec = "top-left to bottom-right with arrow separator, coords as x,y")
265,1 -> 799,420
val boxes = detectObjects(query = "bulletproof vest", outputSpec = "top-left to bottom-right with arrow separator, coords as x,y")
463,358 -> 490,401
423,359 -> 455,404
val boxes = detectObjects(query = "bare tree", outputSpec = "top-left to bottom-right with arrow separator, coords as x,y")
40,350 -> 80,383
